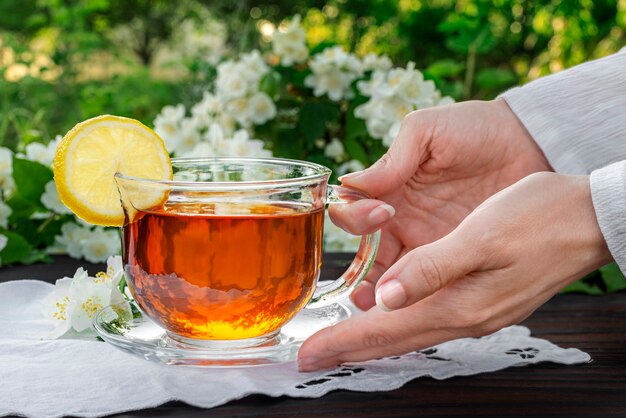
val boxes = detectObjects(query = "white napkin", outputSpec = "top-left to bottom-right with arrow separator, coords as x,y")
0,280 -> 590,418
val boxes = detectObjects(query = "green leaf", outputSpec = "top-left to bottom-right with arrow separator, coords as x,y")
345,97 -> 369,142
12,158 -> 53,205
344,137 -> 369,165
561,279 -> 603,295
20,250 -> 52,265
6,192 -> 38,222
476,68 -> 517,90
599,263 -> 626,293
0,231 -> 32,265
445,33 -> 474,54
273,126 -> 305,160
291,69 -> 310,89
259,70 -> 282,101
426,59 -> 465,78
309,41 -> 337,56
306,151 -> 334,170
297,101 -> 340,143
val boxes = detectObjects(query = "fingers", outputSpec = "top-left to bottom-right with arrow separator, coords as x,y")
374,235 -> 481,311
350,233 -> 403,310
350,280 -> 376,309
328,199 -> 395,235
298,303 -> 457,371
339,110 -> 434,197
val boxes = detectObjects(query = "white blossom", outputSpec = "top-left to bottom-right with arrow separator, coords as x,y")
239,50 -> 270,81
206,122 -> 226,145
0,201 -> 11,228
211,51 -> 276,129
190,92 -> 223,129
0,147 -> 14,193
43,257 -> 131,339
80,227 -> 120,264
226,97 -> 254,127
434,90 -> 455,106
362,53 -> 392,72
22,135 -> 61,167
272,15 -> 308,66
215,51 -> 268,101
305,46 -> 363,101
324,138 -> 345,162
177,124 -> 272,160
41,180 -> 72,215
174,18 -> 227,65
0,233 -> 6,266
52,222 -> 92,258
51,222 -> 119,262
354,62 -> 453,146
183,142 -> 215,159
43,275 -> 73,338
337,159 -> 365,176
384,120 -> 403,147
153,104 -> 185,152
216,69 -> 249,100
215,129 -> 272,158
172,118 -> 202,156
154,49 -> 279,159
247,93 -> 277,125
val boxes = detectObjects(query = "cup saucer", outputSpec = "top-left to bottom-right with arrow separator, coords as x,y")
93,302 -> 351,367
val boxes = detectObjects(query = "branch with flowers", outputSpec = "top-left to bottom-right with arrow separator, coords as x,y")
152,15 -> 452,252
0,15 -> 452,266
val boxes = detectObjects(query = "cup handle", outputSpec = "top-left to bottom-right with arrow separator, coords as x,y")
306,184 -> 381,309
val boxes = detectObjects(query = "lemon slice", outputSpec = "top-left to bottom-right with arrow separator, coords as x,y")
53,115 -> 172,226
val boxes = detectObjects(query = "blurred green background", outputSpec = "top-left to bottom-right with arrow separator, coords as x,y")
1,0 -> 624,150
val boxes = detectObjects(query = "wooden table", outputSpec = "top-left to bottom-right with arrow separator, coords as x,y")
3,254 -> 626,417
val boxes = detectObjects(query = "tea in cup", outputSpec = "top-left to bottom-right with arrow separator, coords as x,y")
115,158 -> 379,347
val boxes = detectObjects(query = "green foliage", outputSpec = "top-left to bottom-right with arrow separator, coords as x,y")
12,158 -> 53,205
0,231 -> 50,265
0,0 -> 624,296
599,263 -> 626,293
0,74 -> 187,149
246,0 -> 624,99
298,101 -> 340,144
562,263 -> 626,295
1,158 -> 68,265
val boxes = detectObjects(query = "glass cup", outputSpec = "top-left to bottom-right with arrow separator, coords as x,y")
114,157 -> 379,348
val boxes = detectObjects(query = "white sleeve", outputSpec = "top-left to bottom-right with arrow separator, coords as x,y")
500,49 -> 626,174
501,49 -> 626,273
591,161 -> 626,272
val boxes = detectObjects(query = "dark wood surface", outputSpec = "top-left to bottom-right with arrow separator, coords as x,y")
3,254 -> 626,417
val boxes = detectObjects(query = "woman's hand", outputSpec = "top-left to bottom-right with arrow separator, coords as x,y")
332,98 -> 552,309
299,172 -> 611,371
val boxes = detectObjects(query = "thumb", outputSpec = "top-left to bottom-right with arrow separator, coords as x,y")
339,111 -> 433,197
374,235 -> 480,311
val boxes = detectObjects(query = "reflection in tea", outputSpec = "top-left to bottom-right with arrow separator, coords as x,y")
123,202 -> 324,340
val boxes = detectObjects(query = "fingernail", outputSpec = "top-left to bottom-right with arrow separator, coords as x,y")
367,204 -> 395,225
375,280 -> 407,311
338,170 -> 365,182
298,356 -> 320,371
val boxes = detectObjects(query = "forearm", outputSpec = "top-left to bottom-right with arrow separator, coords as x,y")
501,49 -> 626,174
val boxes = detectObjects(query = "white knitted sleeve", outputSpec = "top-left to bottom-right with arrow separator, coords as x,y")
501,49 -> 626,272
501,49 -> 626,174
591,161 -> 626,271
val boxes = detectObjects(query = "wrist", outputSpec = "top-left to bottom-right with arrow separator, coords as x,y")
492,98 -> 553,172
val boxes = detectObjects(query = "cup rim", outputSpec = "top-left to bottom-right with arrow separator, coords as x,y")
114,157 -> 332,189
